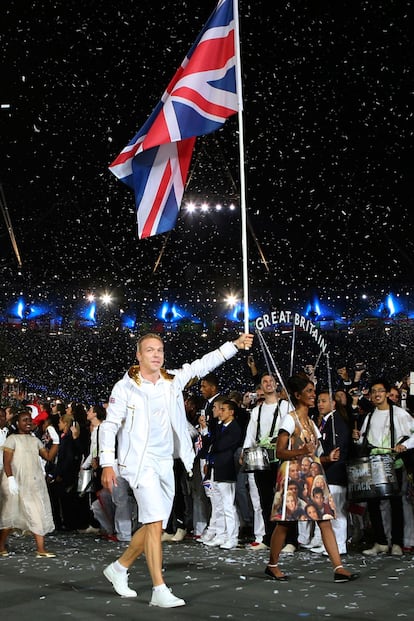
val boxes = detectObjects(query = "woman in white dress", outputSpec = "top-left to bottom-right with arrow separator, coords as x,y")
0,410 -> 59,557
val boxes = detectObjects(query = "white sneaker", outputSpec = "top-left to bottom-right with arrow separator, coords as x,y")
171,528 -> 186,542
203,537 -> 225,547
281,543 -> 296,554
199,531 -> 216,544
103,563 -> 137,597
149,586 -> 185,608
310,545 -> 326,554
219,540 -> 238,550
161,532 -> 176,542
391,544 -> 403,556
246,541 -> 268,551
362,543 -> 389,556
78,525 -> 101,535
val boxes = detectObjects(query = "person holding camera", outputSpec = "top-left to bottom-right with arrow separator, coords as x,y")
336,361 -> 366,392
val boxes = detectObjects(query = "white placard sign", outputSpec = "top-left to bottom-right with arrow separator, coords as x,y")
254,310 -> 328,353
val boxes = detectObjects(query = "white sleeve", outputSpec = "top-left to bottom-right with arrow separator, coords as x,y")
397,408 -> 414,441
243,407 -> 259,448
402,436 -> 414,450
279,413 -> 295,435
46,425 -> 60,445
99,380 -> 126,467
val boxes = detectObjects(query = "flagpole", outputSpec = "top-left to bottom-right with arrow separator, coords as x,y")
233,0 -> 250,335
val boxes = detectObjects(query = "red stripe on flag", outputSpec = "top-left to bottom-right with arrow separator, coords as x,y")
187,31 -> 234,73
110,141 -> 143,168
171,85 -> 236,119
141,159 -> 172,238
141,109 -> 171,152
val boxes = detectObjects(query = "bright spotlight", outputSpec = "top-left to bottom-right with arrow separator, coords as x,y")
215,204 -> 222,211
229,203 -> 236,211
225,293 -> 238,307
101,293 -> 112,305
201,203 -> 209,212
185,202 -> 196,213
87,293 -> 95,302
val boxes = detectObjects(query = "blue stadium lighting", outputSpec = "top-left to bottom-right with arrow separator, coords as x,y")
121,314 -> 136,330
17,300 -> 24,319
231,303 -> 242,321
375,294 -> 401,318
27,304 -> 50,319
8,299 -> 51,320
159,302 -> 169,320
88,302 -> 96,322
171,305 -> 184,320
386,294 -> 399,317
78,301 -> 96,323
225,303 -> 261,322
158,302 -> 187,322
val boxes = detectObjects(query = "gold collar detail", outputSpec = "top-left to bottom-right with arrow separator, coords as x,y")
127,365 -> 174,386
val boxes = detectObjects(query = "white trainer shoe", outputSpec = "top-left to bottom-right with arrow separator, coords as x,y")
103,563 -> 137,597
203,537 -> 225,547
219,540 -> 238,550
246,541 -> 268,551
198,531 -> 216,544
391,544 -> 403,556
310,545 -> 326,554
149,586 -> 185,608
362,543 -> 389,556
171,528 -> 186,542
281,543 -> 296,554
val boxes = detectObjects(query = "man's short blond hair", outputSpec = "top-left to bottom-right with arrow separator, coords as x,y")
137,332 -> 164,352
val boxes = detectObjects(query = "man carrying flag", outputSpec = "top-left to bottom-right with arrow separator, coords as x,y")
108,0 -> 239,239
101,331 -> 253,607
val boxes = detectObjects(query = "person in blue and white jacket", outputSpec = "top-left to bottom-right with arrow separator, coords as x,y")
100,331 -> 253,608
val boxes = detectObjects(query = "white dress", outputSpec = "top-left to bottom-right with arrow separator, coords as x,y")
0,434 -> 55,535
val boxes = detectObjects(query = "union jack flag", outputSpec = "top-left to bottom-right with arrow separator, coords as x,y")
194,433 -> 203,455
108,0 -> 239,238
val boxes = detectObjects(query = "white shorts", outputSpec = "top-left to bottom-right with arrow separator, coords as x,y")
132,457 -> 174,526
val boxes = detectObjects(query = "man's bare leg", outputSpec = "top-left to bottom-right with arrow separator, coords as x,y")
144,521 -> 164,586
117,521 -> 164,586
117,524 -> 147,568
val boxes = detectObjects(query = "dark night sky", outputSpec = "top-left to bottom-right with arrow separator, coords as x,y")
1,0 -> 413,312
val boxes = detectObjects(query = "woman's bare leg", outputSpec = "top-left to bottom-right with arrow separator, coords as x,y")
319,520 -> 351,576
267,523 -> 289,578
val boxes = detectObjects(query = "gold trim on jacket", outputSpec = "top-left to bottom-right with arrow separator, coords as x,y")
127,365 -> 174,385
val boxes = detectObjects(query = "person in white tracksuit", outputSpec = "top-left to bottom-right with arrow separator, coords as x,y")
100,331 -> 253,608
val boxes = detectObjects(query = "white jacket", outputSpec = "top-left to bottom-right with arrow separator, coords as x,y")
99,341 -> 238,488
